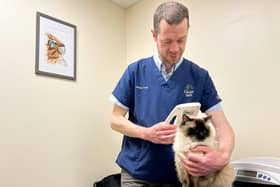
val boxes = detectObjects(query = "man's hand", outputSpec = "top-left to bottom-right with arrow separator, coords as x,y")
143,122 -> 176,144
180,146 -> 230,176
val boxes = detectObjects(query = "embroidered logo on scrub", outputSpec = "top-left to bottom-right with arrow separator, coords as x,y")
184,84 -> 194,97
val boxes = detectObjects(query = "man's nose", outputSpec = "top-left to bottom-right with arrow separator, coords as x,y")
169,42 -> 180,52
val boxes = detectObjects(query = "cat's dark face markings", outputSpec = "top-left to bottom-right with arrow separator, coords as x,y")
187,120 -> 210,140
180,114 -> 211,141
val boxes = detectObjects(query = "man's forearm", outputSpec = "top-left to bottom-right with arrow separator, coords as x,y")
207,111 -> 235,160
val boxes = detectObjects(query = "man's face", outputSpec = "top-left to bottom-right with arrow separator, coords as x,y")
152,18 -> 188,65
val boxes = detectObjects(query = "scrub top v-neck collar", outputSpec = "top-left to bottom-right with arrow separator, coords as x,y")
152,54 -> 184,87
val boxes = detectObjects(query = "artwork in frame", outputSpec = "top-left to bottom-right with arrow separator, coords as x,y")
35,12 -> 76,80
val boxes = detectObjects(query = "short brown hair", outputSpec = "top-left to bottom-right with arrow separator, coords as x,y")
153,1 -> 189,33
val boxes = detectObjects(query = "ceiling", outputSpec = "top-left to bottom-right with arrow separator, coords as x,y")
111,0 -> 141,8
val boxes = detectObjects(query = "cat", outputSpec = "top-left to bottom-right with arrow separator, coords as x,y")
172,113 -> 235,187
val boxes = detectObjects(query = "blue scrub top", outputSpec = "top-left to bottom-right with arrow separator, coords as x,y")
112,57 -> 221,182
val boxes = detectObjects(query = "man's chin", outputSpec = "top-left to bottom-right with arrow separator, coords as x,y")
168,58 -> 180,64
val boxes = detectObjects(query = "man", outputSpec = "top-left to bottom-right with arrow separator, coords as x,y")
110,1 -> 234,187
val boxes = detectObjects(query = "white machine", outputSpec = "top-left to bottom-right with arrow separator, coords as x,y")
232,157 -> 280,185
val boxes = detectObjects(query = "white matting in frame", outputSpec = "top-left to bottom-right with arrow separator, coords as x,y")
35,12 -> 76,80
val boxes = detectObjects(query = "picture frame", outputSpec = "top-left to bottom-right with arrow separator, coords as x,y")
35,12 -> 76,80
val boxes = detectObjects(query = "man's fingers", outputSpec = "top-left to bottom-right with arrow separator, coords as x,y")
156,129 -> 176,136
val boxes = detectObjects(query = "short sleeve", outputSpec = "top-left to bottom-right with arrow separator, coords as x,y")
112,67 -> 134,110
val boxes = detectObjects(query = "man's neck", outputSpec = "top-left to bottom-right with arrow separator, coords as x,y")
163,62 -> 175,73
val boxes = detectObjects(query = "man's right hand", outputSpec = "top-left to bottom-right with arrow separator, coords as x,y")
143,122 -> 176,144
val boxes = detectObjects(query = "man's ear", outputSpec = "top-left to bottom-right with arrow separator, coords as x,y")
151,29 -> 157,42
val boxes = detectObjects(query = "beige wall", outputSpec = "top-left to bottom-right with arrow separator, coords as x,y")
126,0 -> 280,159
0,0 -> 124,186
2,0 -> 280,186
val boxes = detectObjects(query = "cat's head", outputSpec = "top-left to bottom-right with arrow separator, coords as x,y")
179,114 -> 212,141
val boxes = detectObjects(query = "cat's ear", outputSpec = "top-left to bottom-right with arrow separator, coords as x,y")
204,115 -> 212,122
182,114 -> 192,122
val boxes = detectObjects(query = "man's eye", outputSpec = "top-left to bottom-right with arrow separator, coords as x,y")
177,40 -> 183,44
162,40 -> 172,44
177,38 -> 185,44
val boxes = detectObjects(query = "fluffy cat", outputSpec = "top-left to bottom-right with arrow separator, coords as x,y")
172,113 -> 234,187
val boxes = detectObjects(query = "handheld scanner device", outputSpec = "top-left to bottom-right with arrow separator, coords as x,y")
165,102 -> 201,125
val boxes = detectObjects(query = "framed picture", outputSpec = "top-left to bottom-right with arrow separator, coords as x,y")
35,12 -> 76,80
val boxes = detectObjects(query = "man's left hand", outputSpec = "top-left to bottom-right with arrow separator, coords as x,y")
180,145 -> 230,176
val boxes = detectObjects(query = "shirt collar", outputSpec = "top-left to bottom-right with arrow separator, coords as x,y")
153,52 -> 184,72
